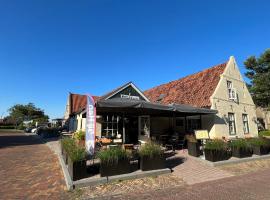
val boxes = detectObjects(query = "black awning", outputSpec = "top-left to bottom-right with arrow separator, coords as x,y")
96,98 -> 217,116
170,103 -> 217,114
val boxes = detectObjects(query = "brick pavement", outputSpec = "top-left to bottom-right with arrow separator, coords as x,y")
97,168 -> 270,200
79,174 -> 185,199
168,150 -> 233,184
0,131 -> 68,199
219,158 -> 270,175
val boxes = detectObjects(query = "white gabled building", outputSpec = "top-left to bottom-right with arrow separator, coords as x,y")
145,56 -> 258,139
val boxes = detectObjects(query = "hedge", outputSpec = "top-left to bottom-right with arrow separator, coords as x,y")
259,130 -> 270,137
0,126 -> 15,129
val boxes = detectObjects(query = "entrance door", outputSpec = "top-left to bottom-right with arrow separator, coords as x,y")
124,116 -> 139,144
138,116 -> 150,142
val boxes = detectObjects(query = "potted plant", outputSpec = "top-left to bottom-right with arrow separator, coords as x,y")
248,138 -> 269,155
204,139 -> 230,162
74,130 -> 85,147
186,135 -> 200,157
67,143 -> 87,181
229,139 -> 252,158
98,147 -> 131,177
139,142 -> 165,171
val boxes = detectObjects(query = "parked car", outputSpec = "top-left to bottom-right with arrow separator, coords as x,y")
31,128 -> 37,133
24,127 -> 32,133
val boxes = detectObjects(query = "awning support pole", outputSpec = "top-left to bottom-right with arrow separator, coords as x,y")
122,113 -> 125,144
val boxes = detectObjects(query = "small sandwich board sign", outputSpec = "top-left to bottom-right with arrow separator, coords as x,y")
195,130 -> 209,140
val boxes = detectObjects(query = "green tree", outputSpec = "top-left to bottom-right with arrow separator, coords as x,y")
8,103 -> 49,128
244,49 -> 270,108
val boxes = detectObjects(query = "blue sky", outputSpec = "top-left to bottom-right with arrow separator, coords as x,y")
0,0 -> 269,119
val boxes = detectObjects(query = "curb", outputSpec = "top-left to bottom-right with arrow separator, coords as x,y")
73,168 -> 171,189
58,150 -> 73,190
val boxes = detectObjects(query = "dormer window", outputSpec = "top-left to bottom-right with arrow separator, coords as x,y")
227,81 -> 237,101
157,94 -> 165,102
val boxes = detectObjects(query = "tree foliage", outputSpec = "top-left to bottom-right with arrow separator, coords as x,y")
8,103 -> 49,125
244,49 -> 270,108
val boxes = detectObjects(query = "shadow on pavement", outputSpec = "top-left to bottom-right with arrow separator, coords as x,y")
0,132 -> 43,149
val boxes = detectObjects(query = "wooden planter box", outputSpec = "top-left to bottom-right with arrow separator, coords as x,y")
231,147 -> 252,158
252,146 -> 269,155
188,142 -> 200,157
204,149 -> 230,162
140,155 -> 165,171
100,159 -> 131,177
67,157 -> 87,181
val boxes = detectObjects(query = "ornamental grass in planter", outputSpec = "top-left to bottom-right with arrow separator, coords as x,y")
204,139 -> 231,162
74,130 -> 85,147
139,142 -> 165,171
229,139 -> 252,158
98,147 -> 131,177
186,135 -> 200,157
67,143 -> 87,181
248,138 -> 269,155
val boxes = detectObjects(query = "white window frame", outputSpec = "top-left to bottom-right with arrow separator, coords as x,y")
102,115 -> 120,138
242,114 -> 249,134
228,113 -> 237,135
227,80 -> 237,101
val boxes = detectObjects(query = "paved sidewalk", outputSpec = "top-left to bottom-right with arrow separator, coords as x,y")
168,151 -> 233,184
0,131 -> 68,199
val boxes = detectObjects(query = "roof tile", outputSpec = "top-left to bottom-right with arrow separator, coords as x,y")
144,62 -> 227,108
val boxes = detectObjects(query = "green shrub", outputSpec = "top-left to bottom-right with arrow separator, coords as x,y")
229,139 -> 250,149
259,130 -> 270,137
98,147 -> 130,164
0,126 -> 15,129
204,139 -> 227,150
36,127 -> 60,136
74,130 -> 85,141
248,137 -> 269,147
139,142 -> 163,158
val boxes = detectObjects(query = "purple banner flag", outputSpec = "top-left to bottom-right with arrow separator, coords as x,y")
85,95 -> 96,155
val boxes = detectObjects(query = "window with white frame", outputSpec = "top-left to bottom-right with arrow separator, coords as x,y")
101,115 -> 122,138
227,81 -> 236,101
242,114 -> 249,134
228,113 -> 236,135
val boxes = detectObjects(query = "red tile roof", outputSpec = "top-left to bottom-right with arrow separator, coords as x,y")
70,93 -> 100,114
144,62 -> 227,108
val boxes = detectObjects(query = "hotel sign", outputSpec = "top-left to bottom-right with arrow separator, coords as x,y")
85,95 -> 96,155
120,94 -> 140,100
